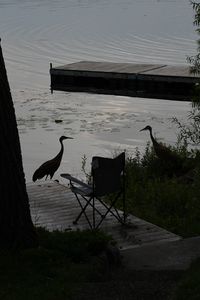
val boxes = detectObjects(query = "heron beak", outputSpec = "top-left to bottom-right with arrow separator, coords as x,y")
140,127 -> 145,132
62,136 -> 73,140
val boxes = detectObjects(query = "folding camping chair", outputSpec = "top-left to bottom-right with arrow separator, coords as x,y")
61,152 -> 126,229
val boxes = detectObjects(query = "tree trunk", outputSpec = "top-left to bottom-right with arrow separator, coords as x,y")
0,40 -> 37,249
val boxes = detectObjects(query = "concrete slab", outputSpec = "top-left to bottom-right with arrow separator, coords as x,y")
121,236 -> 200,270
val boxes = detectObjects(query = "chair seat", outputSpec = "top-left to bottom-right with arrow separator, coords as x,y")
71,185 -> 93,197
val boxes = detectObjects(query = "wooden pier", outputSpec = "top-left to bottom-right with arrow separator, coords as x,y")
50,61 -> 200,101
27,181 -> 181,250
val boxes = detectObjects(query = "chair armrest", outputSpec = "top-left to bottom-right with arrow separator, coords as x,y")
60,173 -> 91,189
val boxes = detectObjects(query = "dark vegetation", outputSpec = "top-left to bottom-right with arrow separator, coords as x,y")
124,143 -> 200,237
174,258 -> 200,300
0,228 -> 113,300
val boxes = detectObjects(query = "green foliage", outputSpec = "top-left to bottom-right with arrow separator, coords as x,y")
172,108 -> 200,146
123,146 -> 200,237
174,1 -> 200,145
187,1 -> 200,76
0,228 -> 112,300
191,1 -> 200,27
81,154 -> 91,184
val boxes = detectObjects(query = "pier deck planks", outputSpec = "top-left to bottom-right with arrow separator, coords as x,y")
54,61 -> 165,74
27,181 -> 181,250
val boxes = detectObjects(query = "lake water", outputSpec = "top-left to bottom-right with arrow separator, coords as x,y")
0,0 -> 197,182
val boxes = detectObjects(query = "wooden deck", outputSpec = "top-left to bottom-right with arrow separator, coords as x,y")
27,181 -> 181,250
50,61 -> 200,101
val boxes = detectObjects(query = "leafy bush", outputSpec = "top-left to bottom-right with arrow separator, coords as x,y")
116,145 -> 200,237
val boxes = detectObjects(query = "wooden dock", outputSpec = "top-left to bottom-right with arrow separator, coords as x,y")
27,181 -> 181,250
50,61 -> 200,101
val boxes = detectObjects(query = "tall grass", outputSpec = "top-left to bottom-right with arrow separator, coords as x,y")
124,144 -> 200,237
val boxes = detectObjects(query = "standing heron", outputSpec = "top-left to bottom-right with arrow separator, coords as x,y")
140,125 -> 196,178
140,125 -> 181,164
32,136 -> 73,182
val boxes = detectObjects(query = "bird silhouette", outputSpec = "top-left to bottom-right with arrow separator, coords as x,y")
140,125 -> 197,178
32,136 -> 73,182
140,125 -> 180,163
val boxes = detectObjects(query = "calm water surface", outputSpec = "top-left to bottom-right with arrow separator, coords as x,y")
0,0 -> 197,182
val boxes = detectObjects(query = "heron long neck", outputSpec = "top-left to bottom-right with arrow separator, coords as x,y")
149,128 -> 158,146
55,139 -> 64,160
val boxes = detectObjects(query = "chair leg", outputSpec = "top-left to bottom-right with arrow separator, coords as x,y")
95,192 -> 125,229
71,189 -> 126,229
122,189 -> 126,223
73,194 -> 93,229
73,194 -> 104,229
92,196 -> 95,229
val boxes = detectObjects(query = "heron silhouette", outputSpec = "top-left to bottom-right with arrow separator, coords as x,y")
140,125 -> 180,163
140,125 -> 197,178
32,136 -> 73,182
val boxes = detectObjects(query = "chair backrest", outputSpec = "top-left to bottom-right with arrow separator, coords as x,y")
91,152 -> 125,197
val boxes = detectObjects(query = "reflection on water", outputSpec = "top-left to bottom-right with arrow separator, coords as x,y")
0,0 -> 196,182
16,89 -> 190,183
0,0 -> 196,88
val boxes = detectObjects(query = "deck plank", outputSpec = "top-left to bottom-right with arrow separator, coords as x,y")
53,61 -> 196,78
55,61 -> 165,74
27,181 -> 181,250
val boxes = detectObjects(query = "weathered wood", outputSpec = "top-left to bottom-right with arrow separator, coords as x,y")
27,181 -> 181,250
53,61 -> 165,75
50,61 -> 200,101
